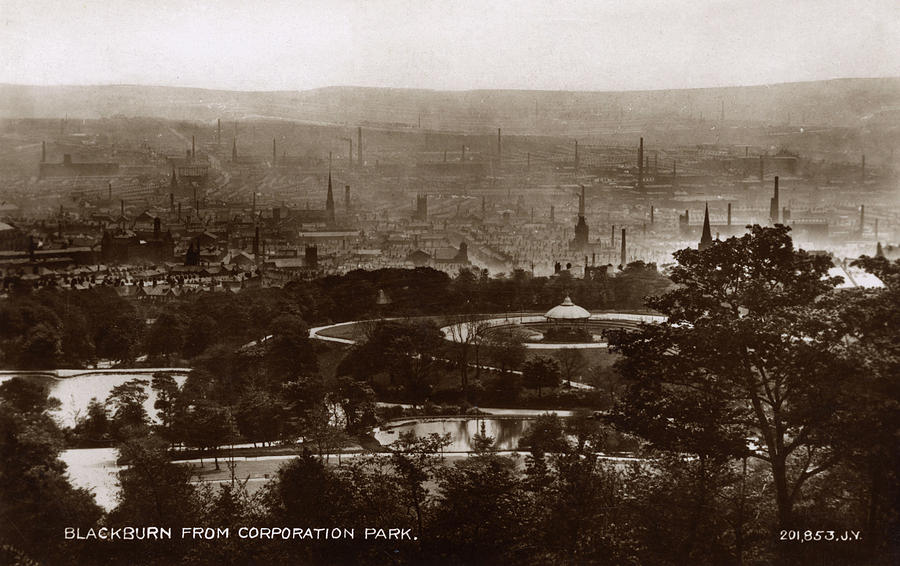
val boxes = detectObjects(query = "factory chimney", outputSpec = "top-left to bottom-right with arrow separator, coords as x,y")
232,138 -> 237,162
497,128 -> 501,161
550,204 -> 555,223
191,136 -> 195,158
650,205 -> 655,225
345,185 -> 351,211
637,137 -> 644,189
620,228 -> 627,267
859,205 -> 865,235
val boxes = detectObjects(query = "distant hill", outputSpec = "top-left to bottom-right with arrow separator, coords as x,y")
1,78 -> 898,136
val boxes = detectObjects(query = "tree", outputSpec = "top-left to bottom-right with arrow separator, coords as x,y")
263,315 -> 317,387
151,372 -> 181,447
182,313 -> 217,358
333,377 -> 377,434
94,310 -> 144,363
233,387 -> 285,446
485,327 -> 527,374
106,378 -> 150,441
609,225 -> 848,539
430,454 -> 529,564
522,356 -> 561,397
282,377 -> 344,459
74,397 -> 109,444
109,434 -> 201,563
447,313 -> 489,392
387,432 -> 451,541
554,348 -> 586,385
0,378 -> 103,565
144,312 -> 187,362
184,400 -> 237,470
19,322 -> 63,369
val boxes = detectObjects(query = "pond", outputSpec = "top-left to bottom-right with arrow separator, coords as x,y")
0,372 -> 187,428
375,417 -> 537,452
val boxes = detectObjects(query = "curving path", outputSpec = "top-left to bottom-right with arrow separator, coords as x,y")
440,312 -> 666,350
309,318 -> 599,390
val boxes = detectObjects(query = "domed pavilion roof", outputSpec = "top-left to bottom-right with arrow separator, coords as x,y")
544,296 -> 591,320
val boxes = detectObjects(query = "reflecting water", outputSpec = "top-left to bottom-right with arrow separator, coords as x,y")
375,417 -> 534,452
60,448 -> 120,511
0,373 -> 187,428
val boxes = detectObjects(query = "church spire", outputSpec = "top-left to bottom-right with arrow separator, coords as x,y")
699,203 -> 713,250
325,166 -> 335,223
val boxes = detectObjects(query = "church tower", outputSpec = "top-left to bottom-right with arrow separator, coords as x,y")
571,185 -> 589,251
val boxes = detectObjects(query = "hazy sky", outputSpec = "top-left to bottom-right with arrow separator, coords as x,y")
2,0 -> 898,92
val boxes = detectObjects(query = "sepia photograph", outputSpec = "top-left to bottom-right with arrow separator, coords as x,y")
0,1 -> 898,564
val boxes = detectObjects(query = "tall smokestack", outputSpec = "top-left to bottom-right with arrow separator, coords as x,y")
621,228 -> 627,266
497,128 -> 501,161
550,205 -> 555,223
191,136 -> 195,158
650,205 -> 655,225
345,185 -> 351,211
232,138 -> 237,162
357,126 -> 362,167
727,203 -> 732,226
120,199 -> 124,218
637,137 -> 644,189
859,205 -> 865,235
108,182 -> 112,201
611,224 -> 615,246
